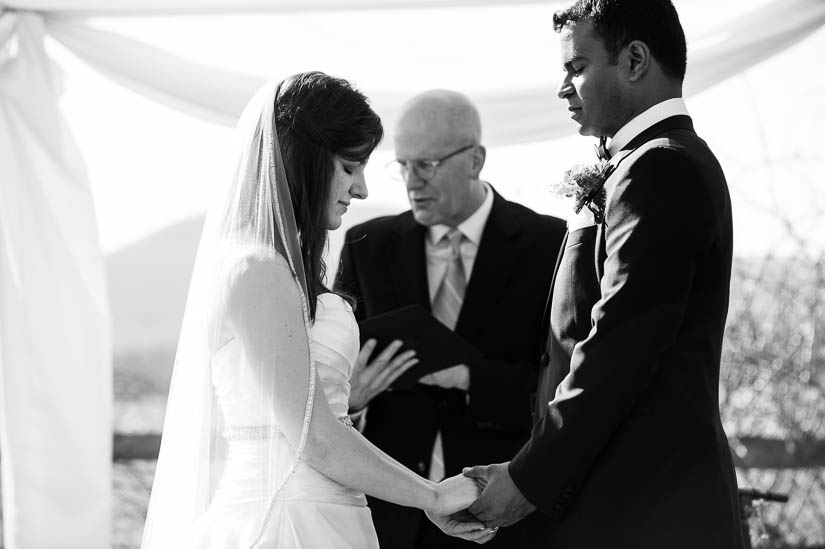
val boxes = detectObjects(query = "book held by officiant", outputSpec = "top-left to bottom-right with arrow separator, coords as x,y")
357,305 -> 482,389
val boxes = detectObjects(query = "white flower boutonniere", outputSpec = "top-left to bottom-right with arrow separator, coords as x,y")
549,160 -> 614,224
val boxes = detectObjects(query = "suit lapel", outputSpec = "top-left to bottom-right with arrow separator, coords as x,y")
392,214 -> 430,311
594,115 -> 697,277
455,193 -> 521,341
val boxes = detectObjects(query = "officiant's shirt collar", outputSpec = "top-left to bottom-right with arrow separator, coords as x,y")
608,98 -> 689,157
428,181 -> 493,246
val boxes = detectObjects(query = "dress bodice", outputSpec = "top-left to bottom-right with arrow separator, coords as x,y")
312,293 -> 360,418
208,288 -> 365,508
211,292 -> 359,429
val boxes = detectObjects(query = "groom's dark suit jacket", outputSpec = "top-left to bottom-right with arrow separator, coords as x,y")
335,190 -> 565,549
509,115 -> 745,548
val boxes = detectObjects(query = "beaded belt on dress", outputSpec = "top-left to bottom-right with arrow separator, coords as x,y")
224,415 -> 353,441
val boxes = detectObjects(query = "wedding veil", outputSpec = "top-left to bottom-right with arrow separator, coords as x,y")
140,79 -> 316,548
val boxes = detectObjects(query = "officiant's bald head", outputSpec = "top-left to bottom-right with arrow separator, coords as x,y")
393,90 -> 487,227
396,90 -> 482,147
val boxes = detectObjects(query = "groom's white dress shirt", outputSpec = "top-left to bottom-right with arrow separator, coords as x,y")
607,97 -> 690,157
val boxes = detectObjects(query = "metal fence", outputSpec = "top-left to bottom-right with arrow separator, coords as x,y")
723,247 -> 825,548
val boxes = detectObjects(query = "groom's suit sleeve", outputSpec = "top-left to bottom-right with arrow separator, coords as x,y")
508,144 -> 724,516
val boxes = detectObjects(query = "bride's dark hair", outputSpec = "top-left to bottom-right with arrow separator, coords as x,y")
274,71 -> 383,320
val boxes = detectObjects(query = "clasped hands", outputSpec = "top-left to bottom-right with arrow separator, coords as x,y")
427,461 -> 536,544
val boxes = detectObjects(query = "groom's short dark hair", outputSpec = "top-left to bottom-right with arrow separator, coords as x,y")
553,0 -> 687,82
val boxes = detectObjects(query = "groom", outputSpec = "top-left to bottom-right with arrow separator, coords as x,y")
450,1 -> 746,547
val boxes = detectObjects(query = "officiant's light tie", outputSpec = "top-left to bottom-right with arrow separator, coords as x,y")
431,228 -> 466,331
427,228 -> 466,482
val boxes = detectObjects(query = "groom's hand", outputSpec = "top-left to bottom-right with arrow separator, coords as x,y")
425,509 -> 499,544
463,462 -> 536,528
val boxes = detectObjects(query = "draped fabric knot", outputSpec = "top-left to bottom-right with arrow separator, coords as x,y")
0,12 -> 66,106
0,11 -> 19,75
0,12 -> 17,43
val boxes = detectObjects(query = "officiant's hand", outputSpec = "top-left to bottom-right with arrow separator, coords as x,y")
463,462 -> 535,527
349,339 -> 418,412
419,364 -> 470,391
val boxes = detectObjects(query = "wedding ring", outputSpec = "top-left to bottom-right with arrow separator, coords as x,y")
488,527 -> 499,533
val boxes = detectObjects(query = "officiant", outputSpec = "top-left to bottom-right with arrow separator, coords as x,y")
335,89 -> 566,548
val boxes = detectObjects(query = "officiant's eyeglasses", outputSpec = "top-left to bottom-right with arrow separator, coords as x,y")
386,144 -> 476,181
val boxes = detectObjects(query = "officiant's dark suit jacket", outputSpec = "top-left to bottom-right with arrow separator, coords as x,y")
509,115 -> 745,548
335,190 -> 565,549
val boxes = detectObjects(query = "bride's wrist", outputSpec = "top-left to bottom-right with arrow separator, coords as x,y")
424,481 -> 441,514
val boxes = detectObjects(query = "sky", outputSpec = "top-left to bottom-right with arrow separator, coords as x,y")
45,0 -> 825,257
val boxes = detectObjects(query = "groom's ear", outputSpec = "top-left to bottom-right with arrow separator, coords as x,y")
625,40 -> 651,83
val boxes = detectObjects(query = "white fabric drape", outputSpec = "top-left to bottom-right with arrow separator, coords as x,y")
42,0 -> 825,147
3,0 -> 548,17
0,11 -> 110,549
685,0 -> 825,96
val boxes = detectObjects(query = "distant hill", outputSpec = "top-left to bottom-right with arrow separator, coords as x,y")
107,216 -> 202,394
107,217 -> 203,353
107,204 -> 403,395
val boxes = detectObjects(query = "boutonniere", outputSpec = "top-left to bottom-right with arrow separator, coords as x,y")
549,160 -> 614,224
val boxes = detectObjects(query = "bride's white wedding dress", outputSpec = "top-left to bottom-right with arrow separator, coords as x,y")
190,289 -> 380,548
140,82 -> 390,549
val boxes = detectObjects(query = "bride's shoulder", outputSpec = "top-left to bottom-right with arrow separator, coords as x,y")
216,243 -> 295,301
219,242 -> 289,273
316,292 -> 354,314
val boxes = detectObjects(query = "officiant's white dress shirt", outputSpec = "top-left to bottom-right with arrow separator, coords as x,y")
422,181 -> 493,481
418,181 -> 493,392
425,181 -> 494,300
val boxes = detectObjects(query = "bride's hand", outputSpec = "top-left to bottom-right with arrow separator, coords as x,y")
432,473 -> 482,516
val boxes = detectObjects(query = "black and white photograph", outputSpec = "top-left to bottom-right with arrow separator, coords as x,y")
0,0 -> 824,547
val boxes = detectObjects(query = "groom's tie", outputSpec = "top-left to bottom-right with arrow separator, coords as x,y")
595,135 -> 611,161
426,228 -> 466,482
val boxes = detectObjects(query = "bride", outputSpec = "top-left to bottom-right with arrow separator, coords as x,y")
140,72 -> 488,548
